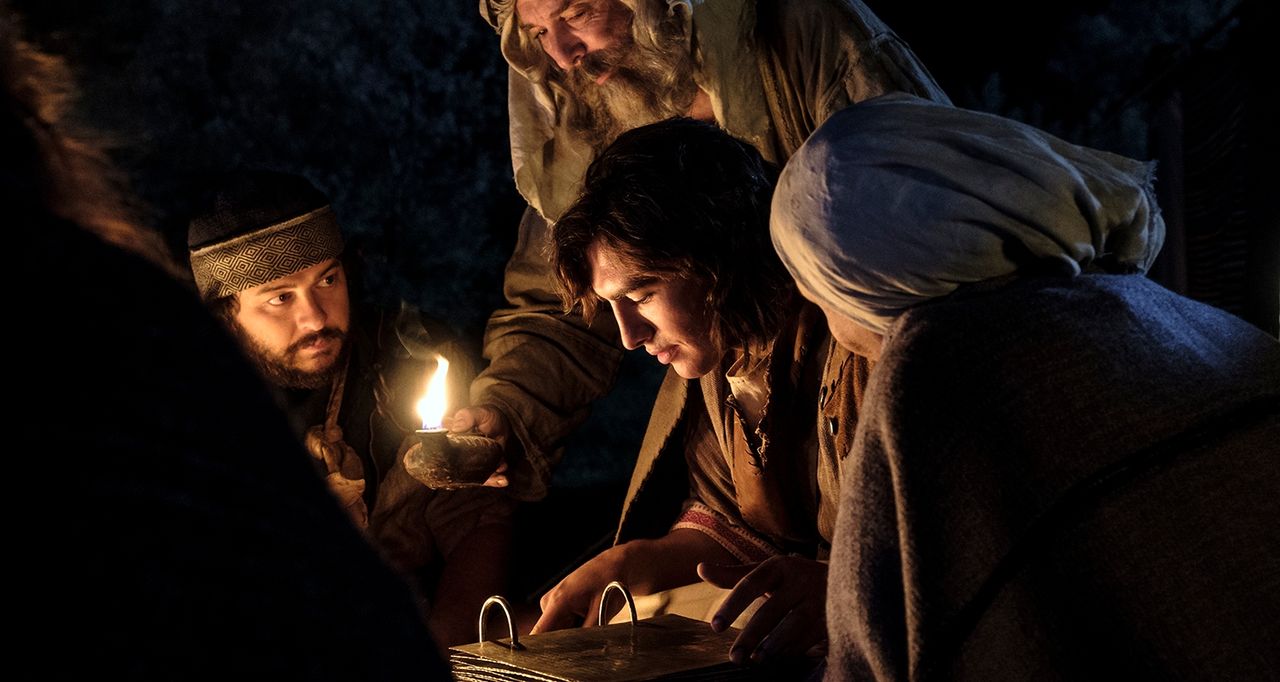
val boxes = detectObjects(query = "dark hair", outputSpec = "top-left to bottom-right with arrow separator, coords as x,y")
209,294 -> 240,325
1,7 -> 176,274
552,118 -> 791,352
188,170 -> 329,251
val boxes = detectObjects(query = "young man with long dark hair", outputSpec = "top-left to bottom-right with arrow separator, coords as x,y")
541,118 -> 869,666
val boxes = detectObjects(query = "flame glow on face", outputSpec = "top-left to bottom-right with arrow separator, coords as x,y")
416,356 -> 450,430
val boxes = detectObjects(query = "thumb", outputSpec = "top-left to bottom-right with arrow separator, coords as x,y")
697,561 -> 755,589
446,407 -> 477,432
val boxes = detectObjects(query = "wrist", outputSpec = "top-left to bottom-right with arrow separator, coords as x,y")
607,540 -> 642,592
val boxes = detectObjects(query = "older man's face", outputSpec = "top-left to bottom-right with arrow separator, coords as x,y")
231,258 -> 351,389
517,0 -> 634,82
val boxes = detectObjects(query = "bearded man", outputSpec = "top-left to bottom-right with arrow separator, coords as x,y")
457,0 -> 949,502
10,4 -> 449,672
188,171 -> 512,647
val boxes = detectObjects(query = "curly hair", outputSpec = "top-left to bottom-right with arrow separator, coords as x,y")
552,118 -> 792,353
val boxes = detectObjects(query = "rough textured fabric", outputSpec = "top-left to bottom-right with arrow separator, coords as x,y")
19,215 -> 449,680
772,94 -> 1165,335
468,204 -> 626,500
489,0 -> 949,220
825,275 -> 1280,681
189,206 -> 344,299
476,0 -> 948,500
616,302 -> 862,564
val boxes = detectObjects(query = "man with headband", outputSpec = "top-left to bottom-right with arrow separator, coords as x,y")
188,171 -> 512,646
10,7 -> 447,673
458,0 -> 950,501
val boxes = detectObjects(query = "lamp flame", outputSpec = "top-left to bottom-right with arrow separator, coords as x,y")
416,356 -> 450,430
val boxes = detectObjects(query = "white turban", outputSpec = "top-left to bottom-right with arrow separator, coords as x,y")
770,94 -> 1164,334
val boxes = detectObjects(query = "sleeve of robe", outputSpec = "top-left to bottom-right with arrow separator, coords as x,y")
671,391 -> 779,564
755,0 -> 951,155
370,304 -> 516,574
469,206 -> 625,501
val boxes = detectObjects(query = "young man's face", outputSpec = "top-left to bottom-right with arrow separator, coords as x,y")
588,240 -> 722,379
232,258 -> 350,388
516,0 -> 633,81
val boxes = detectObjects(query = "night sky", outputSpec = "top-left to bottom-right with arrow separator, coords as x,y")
11,0 -> 1255,491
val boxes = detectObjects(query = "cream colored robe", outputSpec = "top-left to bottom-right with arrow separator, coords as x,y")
474,0 -> 949,499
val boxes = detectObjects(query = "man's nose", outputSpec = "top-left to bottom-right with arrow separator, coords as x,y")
544,24 -> 586,71
295,293 -> 328,332
613,305 -> 653,351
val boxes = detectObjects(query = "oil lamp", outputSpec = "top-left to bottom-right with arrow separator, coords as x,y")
403,355 -> 504,489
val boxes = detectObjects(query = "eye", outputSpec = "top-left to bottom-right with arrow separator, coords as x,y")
268,292 -> 293,307
563,3 -> 593,25
630,292 -> 654,305
318,273 -> 339,287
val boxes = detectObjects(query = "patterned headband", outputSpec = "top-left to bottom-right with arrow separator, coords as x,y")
189,206 -> 344,300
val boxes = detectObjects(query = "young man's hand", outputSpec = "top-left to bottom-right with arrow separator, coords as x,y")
533,529 -> 736,635
698,556 -> 828,664
532,544 -> 632,633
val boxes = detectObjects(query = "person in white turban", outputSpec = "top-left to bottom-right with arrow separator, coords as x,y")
770,94 -> 1280,680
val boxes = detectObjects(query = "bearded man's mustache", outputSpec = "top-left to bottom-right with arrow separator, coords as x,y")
578,47 -> 624,82
545,18 -> 697,152
286,327 -> 346,356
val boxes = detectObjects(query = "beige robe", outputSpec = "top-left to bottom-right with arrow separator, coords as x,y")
617,303 -> 872,557
474,0 -> 949,500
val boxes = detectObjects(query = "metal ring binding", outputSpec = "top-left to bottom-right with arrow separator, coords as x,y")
478,595 -> 522,650
597,581 -> 639,628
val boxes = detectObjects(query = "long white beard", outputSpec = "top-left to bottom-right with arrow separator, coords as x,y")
559,34 -> 698,150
